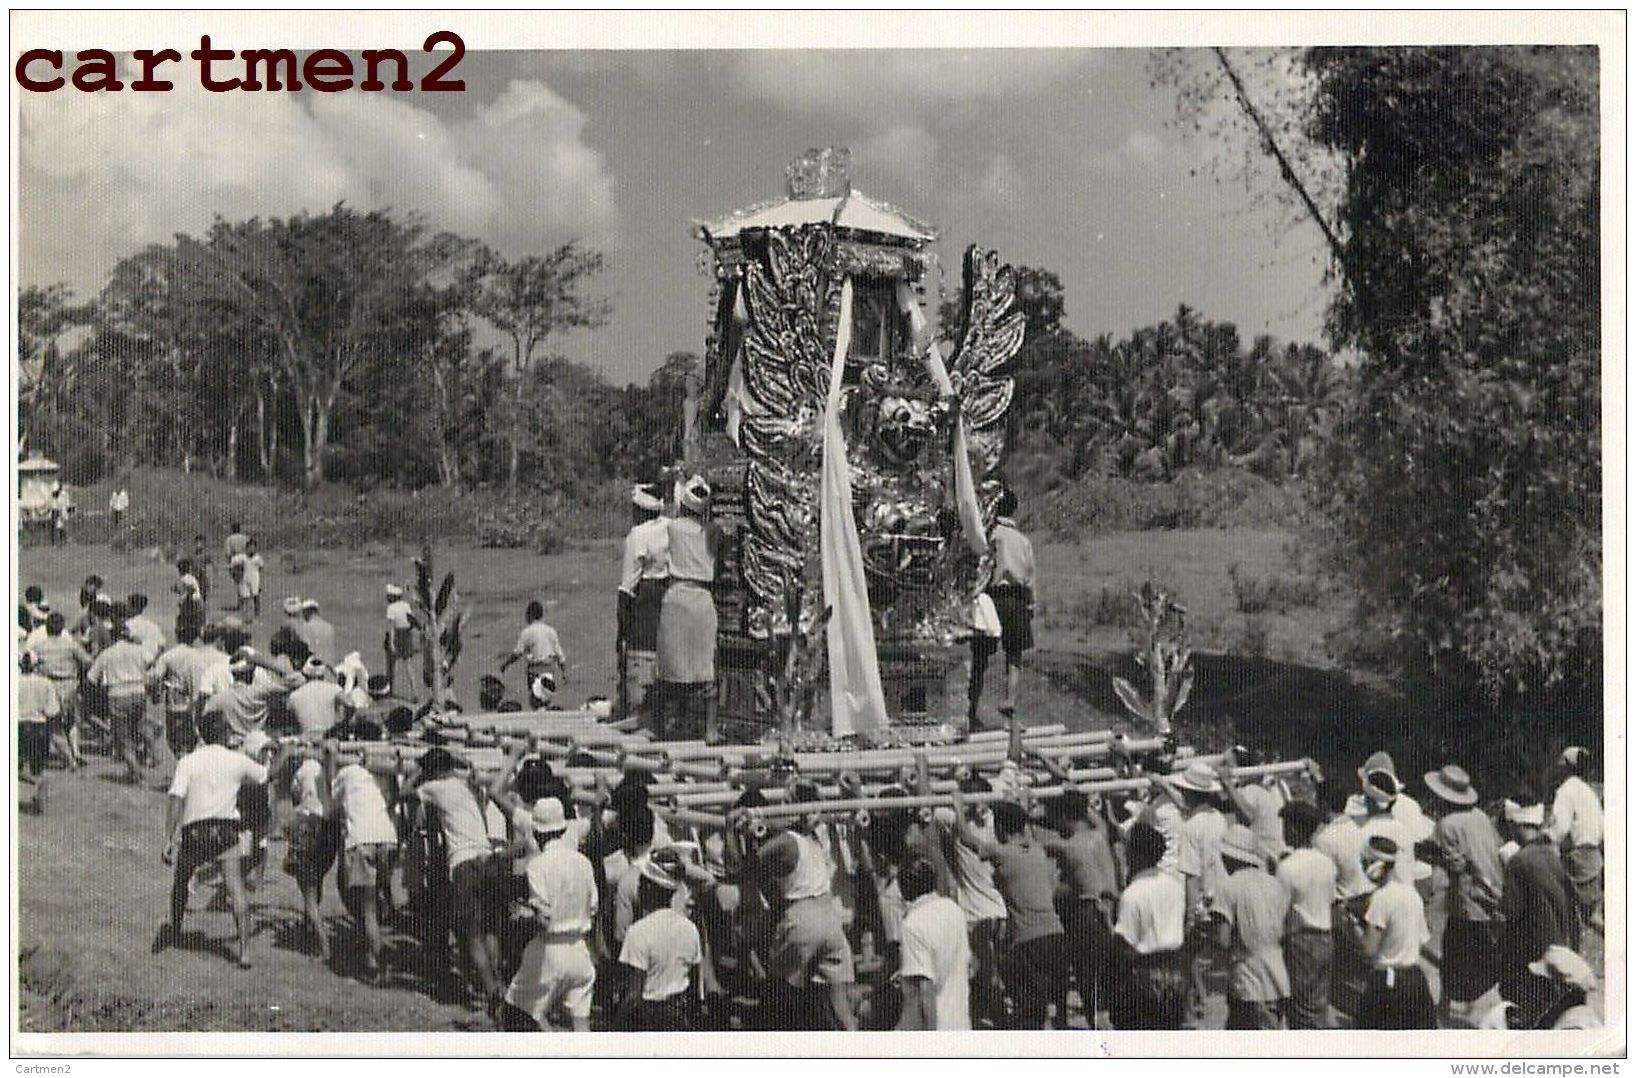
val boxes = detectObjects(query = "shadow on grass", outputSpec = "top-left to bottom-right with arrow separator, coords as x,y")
1032,646 -> 1602,795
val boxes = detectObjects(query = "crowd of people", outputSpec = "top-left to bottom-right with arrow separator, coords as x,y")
14,501 -> 1607,1037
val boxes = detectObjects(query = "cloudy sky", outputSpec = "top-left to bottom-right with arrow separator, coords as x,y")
18,48 -> 1334,384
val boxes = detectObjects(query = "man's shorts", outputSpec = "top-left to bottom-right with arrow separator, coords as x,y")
505,935 -> 596,1025
18,721 -> 51,775
386,627 -> 418,659
283,813 -> 341,888
986,585 -> 1034,661
182,818 -> 243,865
449,854 -> 505,936
770,896 -> 856,988
107,693 -> 146,744
341,842 -> 398,891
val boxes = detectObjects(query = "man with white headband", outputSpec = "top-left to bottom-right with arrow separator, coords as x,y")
1546,746 -> 1603,936
1496,789 -> 1578,1029
286,656 -> 346,735
654,474 -> 721,740
1344,835 -> 1433,1029
617,482 -> 670,725
382,584 -> 418,697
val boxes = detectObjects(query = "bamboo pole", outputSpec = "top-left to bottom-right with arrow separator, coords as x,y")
742,760 -> 1313,820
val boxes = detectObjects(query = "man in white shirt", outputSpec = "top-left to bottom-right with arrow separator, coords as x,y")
897,856 -> 972,1031
617,847 -> 703,1031
123,593 -> 166,664
298,599 -> 338,667
617,483 -> 669,723
505,797 -> 598,1031
1345,835 -> 1434,1029
415,746 -> 508,1021
499,601 -> 567,707
1110,821 -> 1188,1029
382,584 -> 418,697
324,741 -> 400,978
109,487 -> 129,528
160,712 -> 276,968
1276,800 -> 1339,1029
286,658 -> 346,735
1547,746 -> 1604,935
149,622 -> 214,760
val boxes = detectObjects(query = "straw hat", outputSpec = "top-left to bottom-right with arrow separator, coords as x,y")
385,584 -> 404,600
301,656 -> 329,681
1220,823 -> 1264,868
1424,764 -> 1480,806
1171,760 -> 1223,794
282,596 -> 303,616
531,797 -> 569,837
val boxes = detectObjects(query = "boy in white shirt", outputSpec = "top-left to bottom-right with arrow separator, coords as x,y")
325,739 -> 401,979
618,847 -> 702,1031
160,713 -> 279,968
896,856 -> 972,1030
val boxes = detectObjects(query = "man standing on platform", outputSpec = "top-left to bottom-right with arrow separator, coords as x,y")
617,483 -> 670,725
982,489 -> 1035,721
654,475 -> 721,741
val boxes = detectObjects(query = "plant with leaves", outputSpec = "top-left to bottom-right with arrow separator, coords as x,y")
412,544 -> 468,710
1111,581 -> 1195,734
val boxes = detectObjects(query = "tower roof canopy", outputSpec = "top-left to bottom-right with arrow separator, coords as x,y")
695,188 -> 938,244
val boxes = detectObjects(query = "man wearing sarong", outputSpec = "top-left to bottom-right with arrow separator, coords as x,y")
655,475 -> 721,741
1546,747 -> 1603,937
1276,799 -> 1338,1029
1497,790 -> 1579,1030
617,483 -> 670,725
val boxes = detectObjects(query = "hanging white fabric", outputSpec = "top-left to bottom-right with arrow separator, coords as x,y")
724,289 -> 755,447
895,280 -> 989,556
822,277 -> 889,737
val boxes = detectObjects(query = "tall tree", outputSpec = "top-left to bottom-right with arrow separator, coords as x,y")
1302,47 -> 1600,698
466,243 -> 610,487
160,205 -> 453,487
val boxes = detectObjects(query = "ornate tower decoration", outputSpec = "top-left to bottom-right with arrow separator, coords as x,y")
693,148 -> 1024,736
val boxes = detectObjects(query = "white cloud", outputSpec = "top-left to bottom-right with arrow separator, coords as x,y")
980,153 -> 1023,207
18,74 -> 618,298
732,49 -> 1089,118
856,125 -> 938,180
1086,129 -> 1170,174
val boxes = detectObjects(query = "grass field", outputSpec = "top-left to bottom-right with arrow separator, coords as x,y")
19,527 -> 1599,1034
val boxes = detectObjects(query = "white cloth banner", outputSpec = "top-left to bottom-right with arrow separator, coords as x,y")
822,278 -> 888,737
895,281 -> 988,557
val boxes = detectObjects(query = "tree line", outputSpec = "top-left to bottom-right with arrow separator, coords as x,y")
19,44 -> 1600,709
19,206 -> 694,496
